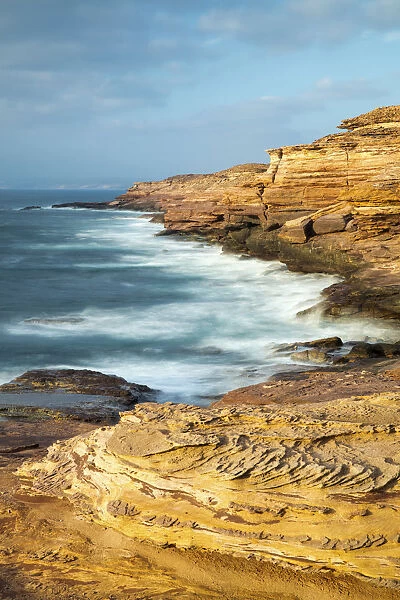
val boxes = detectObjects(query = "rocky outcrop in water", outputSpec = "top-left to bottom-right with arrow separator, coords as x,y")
0,369 -> 156,423
0,368 -> 153,401
21,391 -> 400,588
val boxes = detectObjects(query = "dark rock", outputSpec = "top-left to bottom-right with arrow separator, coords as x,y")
291,349 -> 331,364
275,337 -> 343,353
52,201 -> 111,209
150,213 -> 165,224
20,205 -> 41,211
346,342 -> 400,361
0,368 -> 154,403
302,336 -> 343,350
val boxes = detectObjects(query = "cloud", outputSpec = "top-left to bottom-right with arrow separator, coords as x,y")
199,0 -> 400,50
0,0 -> 394,131
365,0 -> 400,28
106,76 -> 386,172
0,1 -> 396,186
384,30 -> 400,42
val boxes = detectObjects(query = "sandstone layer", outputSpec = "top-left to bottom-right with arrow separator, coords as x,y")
0,410 -> 227,599
103,105 -> 400,320
20,391 -> 400,594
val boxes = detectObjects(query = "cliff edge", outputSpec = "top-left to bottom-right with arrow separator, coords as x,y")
111,105 -> 400,320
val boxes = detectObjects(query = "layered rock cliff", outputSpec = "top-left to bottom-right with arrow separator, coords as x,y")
112,163 -> 269,233
114,105 -> 400,232
21,395 -> 400,589
111,105 -> 400,320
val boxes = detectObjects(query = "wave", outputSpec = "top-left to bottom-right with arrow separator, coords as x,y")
1,207 -> 399,404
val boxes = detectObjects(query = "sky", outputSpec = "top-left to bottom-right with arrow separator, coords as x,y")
1,0 -> 400,188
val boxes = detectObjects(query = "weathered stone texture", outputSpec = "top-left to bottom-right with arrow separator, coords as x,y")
112,163 -> 269,233
21,396 -> 400,585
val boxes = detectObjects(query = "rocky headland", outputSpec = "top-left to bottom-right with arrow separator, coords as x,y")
91,105 -> 400,321
6,105 -> 400,598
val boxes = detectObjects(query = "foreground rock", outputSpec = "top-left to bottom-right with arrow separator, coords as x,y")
20,393 -> 400,592
0,415 -> 226,599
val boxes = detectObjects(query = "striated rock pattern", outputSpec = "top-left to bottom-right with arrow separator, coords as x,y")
21,397 -> 400,585
111,163 -> 269,234
113,106 -> 400,235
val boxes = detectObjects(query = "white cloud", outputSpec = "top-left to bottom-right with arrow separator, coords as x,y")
384,30 -> 400,42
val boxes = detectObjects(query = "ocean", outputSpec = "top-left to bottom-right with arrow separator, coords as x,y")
0,189 -> 395,405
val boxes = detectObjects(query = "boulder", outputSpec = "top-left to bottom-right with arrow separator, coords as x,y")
346,342 -> 400,361
303,336 -> 343,350
278,217 -> 314,244
313,213 -> 350,235
291,349 -> 330,363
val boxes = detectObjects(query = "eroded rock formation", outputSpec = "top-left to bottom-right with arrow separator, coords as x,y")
110,163 -> 269,234
103,105 -> 400,319
113,105 -> 400,236
0,368 -> 153,401
21,394 -> 400,587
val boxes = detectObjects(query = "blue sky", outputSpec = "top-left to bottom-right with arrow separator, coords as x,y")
1,0 -> 400,188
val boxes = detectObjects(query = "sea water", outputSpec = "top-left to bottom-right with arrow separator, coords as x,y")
0,190 -> 396,405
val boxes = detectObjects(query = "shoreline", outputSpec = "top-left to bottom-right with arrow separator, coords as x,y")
2,377 -> 400,600
49,200 -> 400,326
2,104 -> 400,598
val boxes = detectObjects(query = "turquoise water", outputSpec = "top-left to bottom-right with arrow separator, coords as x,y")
0,190 -> 395,404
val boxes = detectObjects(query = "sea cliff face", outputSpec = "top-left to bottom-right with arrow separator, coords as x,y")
112,163 -> 269,233
111,105 -> 400,320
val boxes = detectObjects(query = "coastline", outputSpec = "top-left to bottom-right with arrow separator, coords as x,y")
1,223 -> 399,598
2,105 -> 400,599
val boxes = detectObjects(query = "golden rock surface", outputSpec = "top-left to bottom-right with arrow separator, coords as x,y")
112,162 -> 269,233
20,396 -> 400,588
110,106 -> 400,320
114,105 -> 400,232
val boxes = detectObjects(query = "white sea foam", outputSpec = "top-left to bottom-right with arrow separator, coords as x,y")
2,209 -> 399,403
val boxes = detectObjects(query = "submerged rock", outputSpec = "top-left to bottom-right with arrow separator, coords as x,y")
52,201 -> 111,209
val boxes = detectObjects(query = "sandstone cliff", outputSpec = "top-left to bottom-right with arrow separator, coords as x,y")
21,394 -> 400,590
111,105 -> 400,320
114,105 -> 400,231
112,163 -> 269,233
